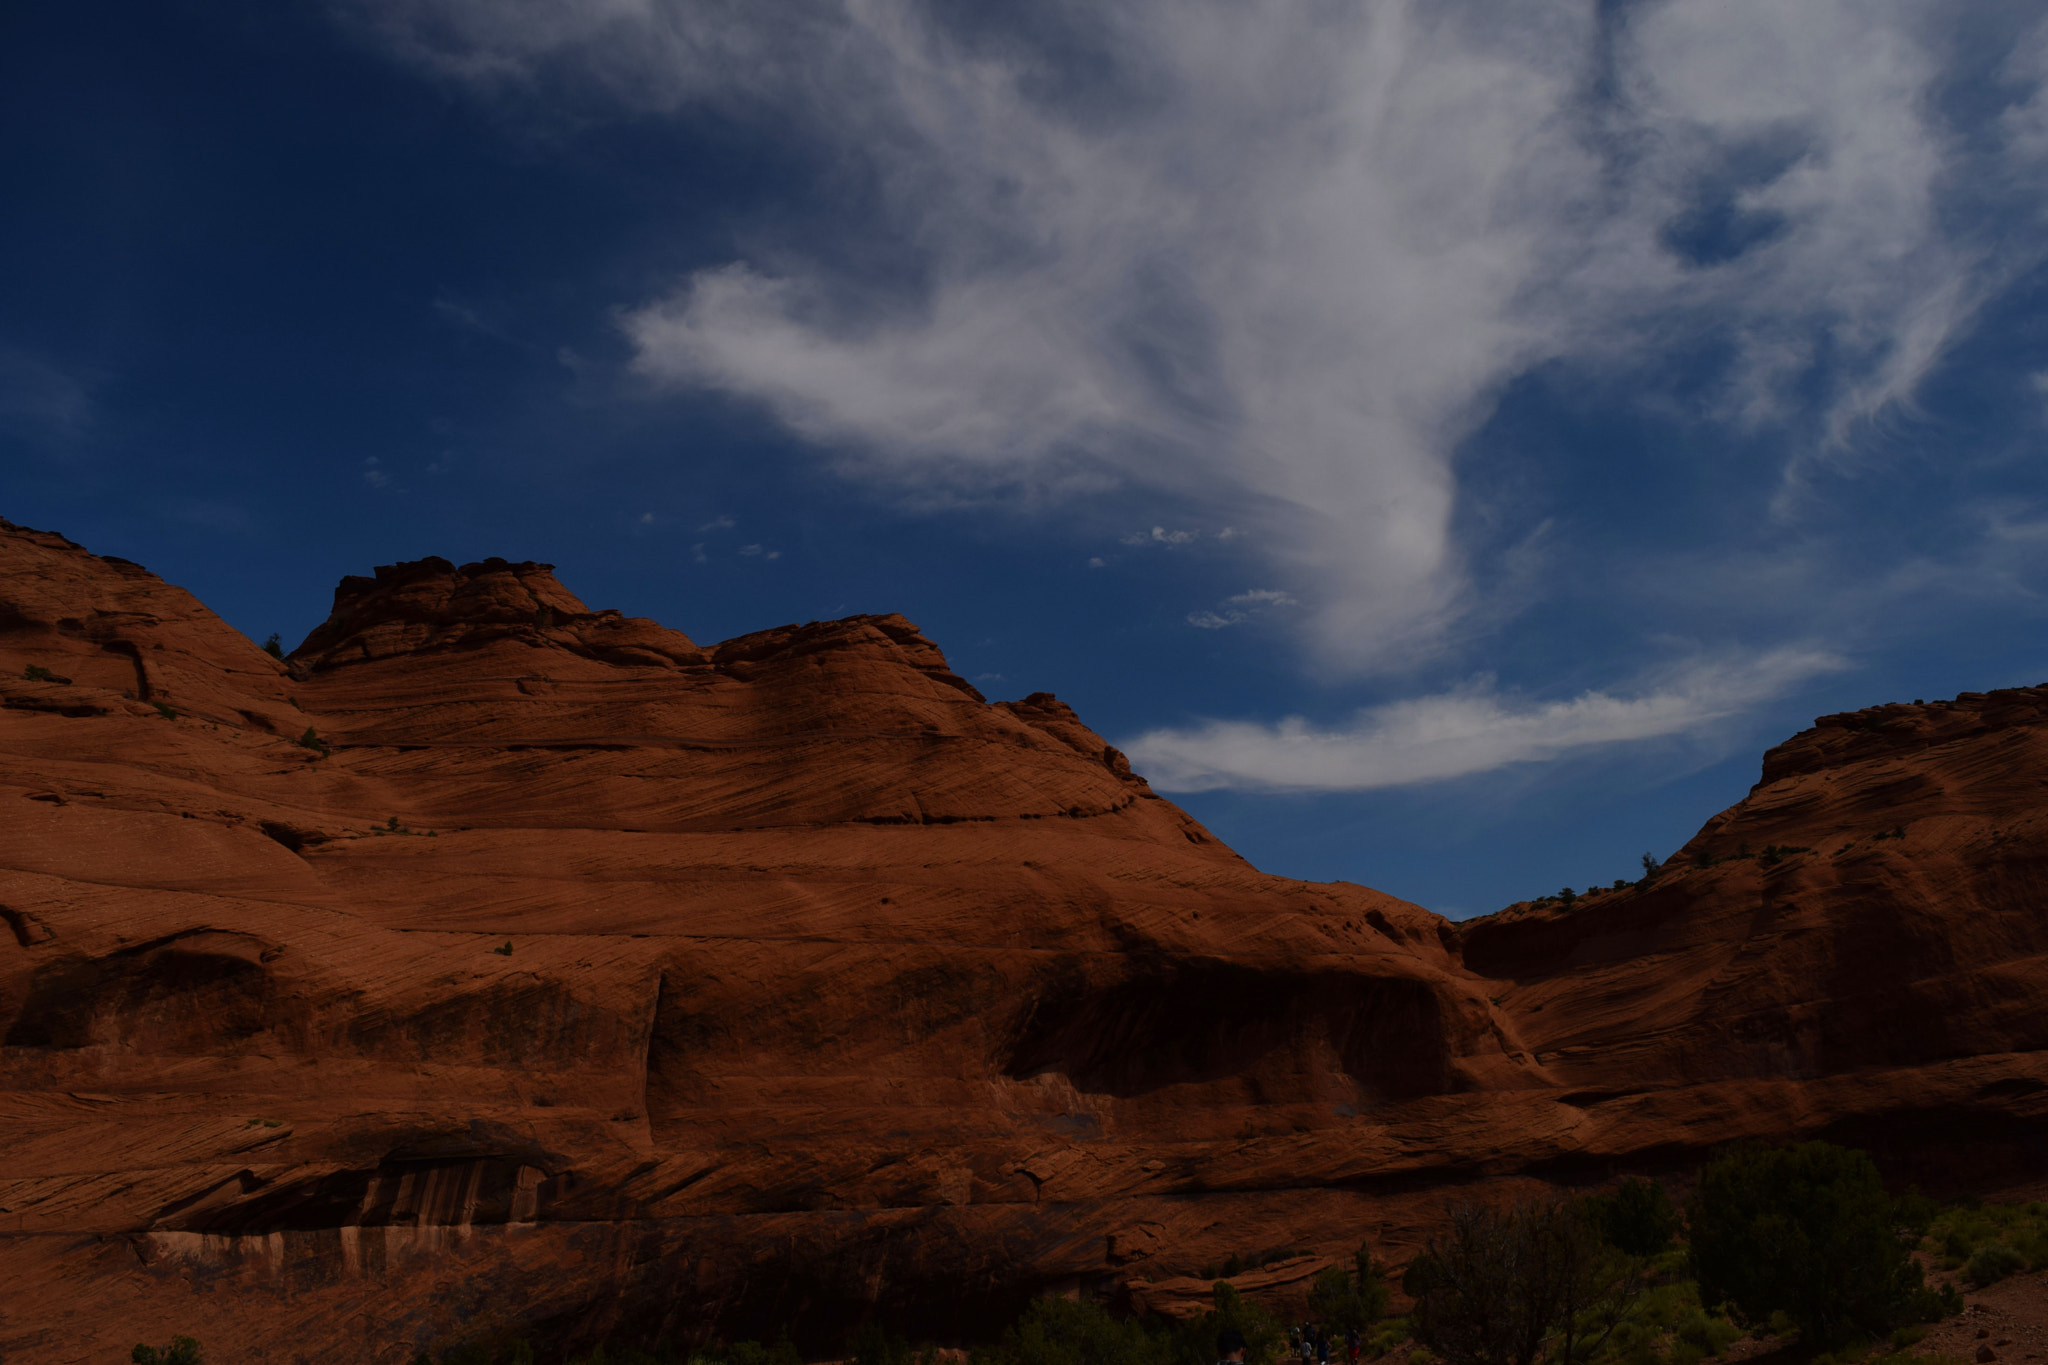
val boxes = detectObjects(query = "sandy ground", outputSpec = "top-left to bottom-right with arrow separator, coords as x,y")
1916,1270 -> 2048,1363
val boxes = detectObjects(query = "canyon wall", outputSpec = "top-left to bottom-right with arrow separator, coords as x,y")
1,519 -> 2043,1363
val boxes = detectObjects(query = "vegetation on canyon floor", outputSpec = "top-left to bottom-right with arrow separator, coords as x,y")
133,1144 -> 2048,1365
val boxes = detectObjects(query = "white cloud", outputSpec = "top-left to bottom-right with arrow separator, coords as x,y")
738,543 -> 782,560
1119,526 -> 1201,547
354,0 -> 2048,672
1087,556 -> 1106,569
1188,587 -> 1298,629
1123,647 -> 1846,791
697,513 -> 735,532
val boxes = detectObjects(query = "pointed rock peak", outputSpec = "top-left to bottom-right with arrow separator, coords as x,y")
999,691 -> 1146,785
709,613 -> 987,700
293,556 -> 703,671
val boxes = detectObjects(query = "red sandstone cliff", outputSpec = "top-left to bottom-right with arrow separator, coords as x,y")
1,519 -> 2044,1363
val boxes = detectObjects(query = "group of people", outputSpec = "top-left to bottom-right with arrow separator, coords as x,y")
1213,1322 -> 1362,1365
1288,1322 -> 1361,1365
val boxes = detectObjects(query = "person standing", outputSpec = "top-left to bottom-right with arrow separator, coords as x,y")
1218,1327 -> 1247,1365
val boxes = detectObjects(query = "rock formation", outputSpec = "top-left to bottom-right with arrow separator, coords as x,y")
1,518 -> 2044,1363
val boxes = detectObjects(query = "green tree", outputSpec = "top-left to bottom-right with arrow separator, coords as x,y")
263,633 -> 284,658
1405,1201 -> 1637,1365
132,1338 -> 203,1365
1688,1142 -> 1924,1345
1406,1204 -> 1556,1365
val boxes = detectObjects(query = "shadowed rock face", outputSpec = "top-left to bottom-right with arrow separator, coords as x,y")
1,517 -> 2044,1363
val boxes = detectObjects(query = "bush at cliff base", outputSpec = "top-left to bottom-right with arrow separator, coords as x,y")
1308,1243 -> 1392,1335
974,1281 -> 1284,1365
1584,1177 -> 1682,1258
1404,1199 -> 1641,1365
1687,1142 -> 1933,1345
980,1295 -> 1171,1365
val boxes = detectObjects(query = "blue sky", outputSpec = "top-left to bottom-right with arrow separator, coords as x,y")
7,1 -> 2048,917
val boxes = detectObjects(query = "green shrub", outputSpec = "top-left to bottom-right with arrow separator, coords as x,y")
263,633 -> 284,658
1674,1309 -> 1741,1358
23,663 -> 54,681
1965,1242 -> 2025,1288
1895,1245 -> 1967,1322
298,726 -> 328,754
1168,1282 -> 1284,1365
1894,1188 -> 1939,1238
1688,1142 -> 1926,1345
718,1340 -> 800,1365
985,1295 -> 1168,1365
848,1321 -> 911,1365
132,1339 -> 203,1365
1309,1243 -> 1392,1335
1585,1178 -> 1681,1258
153,700 -> 179,720
1365,1320 -> 1409,1358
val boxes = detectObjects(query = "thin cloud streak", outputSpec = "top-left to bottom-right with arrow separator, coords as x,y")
1122,647 -> 1846,792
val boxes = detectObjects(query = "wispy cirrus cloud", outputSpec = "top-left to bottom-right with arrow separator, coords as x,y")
1122,647 -> 1846,792
350,0 -> 2048,681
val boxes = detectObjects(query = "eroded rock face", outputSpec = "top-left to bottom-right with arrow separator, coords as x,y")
2,519 -> 2045,1363
1457,690 -> 2048,1186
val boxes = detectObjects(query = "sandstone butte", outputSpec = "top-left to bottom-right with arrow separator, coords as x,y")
1,516 -> 2045,1363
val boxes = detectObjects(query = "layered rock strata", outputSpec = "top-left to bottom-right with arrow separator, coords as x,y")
1,519 -> 2043,1363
